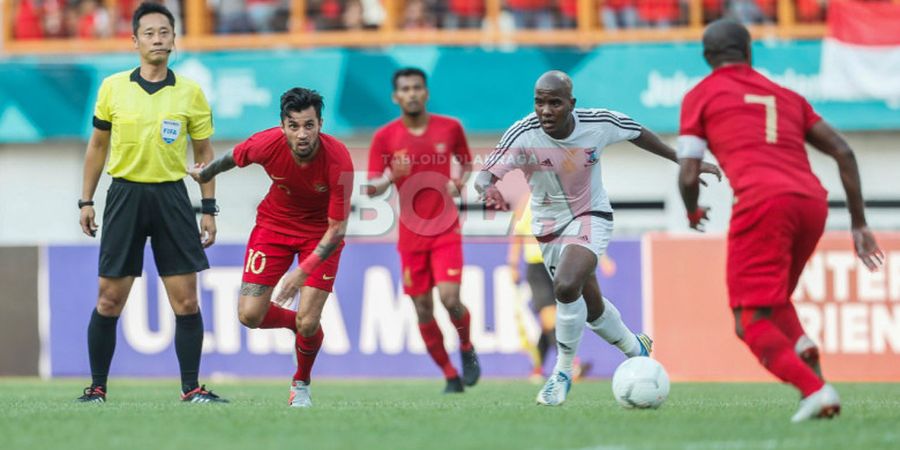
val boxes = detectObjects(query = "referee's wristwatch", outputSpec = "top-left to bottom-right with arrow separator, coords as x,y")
77,199 -> 94,209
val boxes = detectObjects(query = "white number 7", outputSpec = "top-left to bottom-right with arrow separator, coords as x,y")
744,94 -> 777,144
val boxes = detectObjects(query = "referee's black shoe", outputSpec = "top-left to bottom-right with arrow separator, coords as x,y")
181,385 -> 229,404
461,347 -> 481,387
76,385 -> 106,403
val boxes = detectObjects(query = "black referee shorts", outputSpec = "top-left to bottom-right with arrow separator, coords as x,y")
98,178 -> 210,278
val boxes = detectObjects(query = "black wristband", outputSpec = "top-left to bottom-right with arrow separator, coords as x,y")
201,198 -> 218,216
78,199 -> 94,209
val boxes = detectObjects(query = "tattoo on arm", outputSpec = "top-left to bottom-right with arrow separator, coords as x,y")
200,153 -> 237,182
314,240 -> 339,261
240,282 -> 272,297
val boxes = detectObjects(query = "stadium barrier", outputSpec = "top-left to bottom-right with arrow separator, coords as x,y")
2,43 -> 900,143
5,232 -> 893,380
647,232 -> 900,382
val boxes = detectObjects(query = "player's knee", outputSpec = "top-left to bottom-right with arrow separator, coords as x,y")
238,309 -> 263,328
96,294 -> 125,316
170,296 -> 200,315
297,315 -> 320,337
441,296 -> 463,317
553,280 -> 581,303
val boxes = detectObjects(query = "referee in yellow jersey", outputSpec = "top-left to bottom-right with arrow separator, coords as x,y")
77,2 -> 226,404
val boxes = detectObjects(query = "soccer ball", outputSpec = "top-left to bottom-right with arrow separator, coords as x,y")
611,356 -> 670,409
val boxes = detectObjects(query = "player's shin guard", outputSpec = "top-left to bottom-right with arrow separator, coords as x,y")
553,299 -> 587,375
175,312 -> 204,393
419,319 -> 458,379
293,327 -> 324,383
259,303 -> 297,330
586,297 -> 640,357
450,309 -> 473,352
87,309 -> 119,389
740,313 -> 823,398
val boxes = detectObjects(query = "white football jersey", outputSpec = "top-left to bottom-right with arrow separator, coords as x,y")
483,108 -> 642,237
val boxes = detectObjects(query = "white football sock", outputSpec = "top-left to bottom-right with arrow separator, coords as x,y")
587,297 -> 641,357
552,298 -> 587,375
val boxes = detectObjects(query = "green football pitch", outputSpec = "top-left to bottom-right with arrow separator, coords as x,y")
1,379 -> 897,450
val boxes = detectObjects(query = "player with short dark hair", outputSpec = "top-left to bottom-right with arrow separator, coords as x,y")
366,68 -> 480,393
190,87 -> 353,408
475,70 -> 720,406
77,2 -> 224,404
677,19 -> 884,422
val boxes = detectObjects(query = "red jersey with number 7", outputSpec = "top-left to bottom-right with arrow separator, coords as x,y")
679,63 -> 827,212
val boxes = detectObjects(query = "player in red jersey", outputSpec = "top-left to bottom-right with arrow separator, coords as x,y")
677,20 -> 884,422
189,88 -> 353,408
366,68 -> 480,393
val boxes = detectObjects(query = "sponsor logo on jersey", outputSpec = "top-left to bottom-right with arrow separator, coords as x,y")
314,183 -> 328,193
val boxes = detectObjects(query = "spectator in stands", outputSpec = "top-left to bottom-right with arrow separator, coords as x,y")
247,0 -> 279,32
77,0 -> 113,38
43,0 -> 71,37
726,0 -> 772,24
311,0 -> 343,30
558,0 -> 577,28
795,0 -> 823,23
444,0 -> 484,29
600,0 -> 639,30
13,0 -> 45,39
343,0 -> 366,29
506,0 -> 554,30
636,0 -> 681,28
212,0 -> 253,33
403,0 -> 436,29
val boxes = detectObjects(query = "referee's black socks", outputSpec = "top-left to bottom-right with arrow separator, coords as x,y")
175,311 -> 204,393
87,309 -> 119,390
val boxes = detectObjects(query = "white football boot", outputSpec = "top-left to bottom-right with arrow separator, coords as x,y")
289,380 -> 313,408
536,371 -> 572,406
791,383 -> 840,423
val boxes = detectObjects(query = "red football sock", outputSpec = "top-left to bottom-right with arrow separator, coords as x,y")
293,327 -> 324,382
258,303 -> 297,330
770,303 -> 805,344
450,309 -> 473,352
419,319 -> 458,379
740,311 -> 823,397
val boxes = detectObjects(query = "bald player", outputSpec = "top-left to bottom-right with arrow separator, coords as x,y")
678,19 -> 884,422
475,71 -> 721,406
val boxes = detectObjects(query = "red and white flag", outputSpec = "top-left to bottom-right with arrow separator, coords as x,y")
820,1 -> 900,107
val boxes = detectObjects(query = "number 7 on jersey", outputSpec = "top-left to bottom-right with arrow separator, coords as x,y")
744,94 -> 777,144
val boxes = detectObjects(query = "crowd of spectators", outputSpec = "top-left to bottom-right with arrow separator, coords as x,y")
9,0 -> 882,39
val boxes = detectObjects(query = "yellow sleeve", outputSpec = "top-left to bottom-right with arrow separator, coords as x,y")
93,78 -> 112,124
513,202 -> 532,235
187,85 -> 214,140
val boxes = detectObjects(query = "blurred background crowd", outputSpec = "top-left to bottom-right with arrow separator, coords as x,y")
12,0 -> 879,39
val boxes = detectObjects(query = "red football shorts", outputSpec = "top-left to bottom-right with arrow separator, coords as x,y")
399,234 -> 463,296
727,194 -> 827,308
242,225 -> 343,292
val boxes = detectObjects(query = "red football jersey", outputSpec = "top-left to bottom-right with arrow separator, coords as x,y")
680,64 -> 827,211
368,114 -> 472,251
233,127 -> 354,237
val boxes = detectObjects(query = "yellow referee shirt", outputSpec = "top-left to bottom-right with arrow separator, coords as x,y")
93,68 -> 214,183
514,201 -> 544,264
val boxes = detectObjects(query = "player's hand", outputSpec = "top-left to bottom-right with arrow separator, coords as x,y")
390,152 -> 411,179
188,162 -> 208,184
698,162 -> 722,187
200,214 -> 217,248
274,268 -> 307,307
446,179 -> 464,197
481,185 -> 509,211
79,205 -> 98,238
509,265 -> 520,284
687,206 -> 710,232
852,225 -> 884,271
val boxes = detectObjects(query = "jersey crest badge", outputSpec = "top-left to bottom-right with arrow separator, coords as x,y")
161,120 -> 182,144
584,147 -> 599,167
435,143 -> 446,154
314,183 -> 328,193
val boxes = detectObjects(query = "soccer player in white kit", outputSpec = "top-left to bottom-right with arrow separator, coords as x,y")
475,71 -> 720,406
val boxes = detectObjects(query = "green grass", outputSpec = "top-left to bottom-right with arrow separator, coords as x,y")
0,379 -> 897,450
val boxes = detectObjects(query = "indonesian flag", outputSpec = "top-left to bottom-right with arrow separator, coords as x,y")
820,1 -> 900,107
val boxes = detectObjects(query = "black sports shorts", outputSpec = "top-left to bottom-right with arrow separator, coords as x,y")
98,178 -> 209,277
